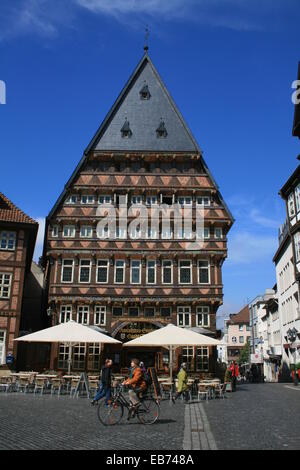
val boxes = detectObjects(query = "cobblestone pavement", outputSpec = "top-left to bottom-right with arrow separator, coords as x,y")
201,383 -> 300,450
1,383 -> 299,450
183,402 -> 217,450
0,393 -> 185,450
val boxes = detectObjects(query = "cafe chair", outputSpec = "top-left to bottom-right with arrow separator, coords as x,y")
0,376 -> 14,393
70,378 -> 80,398
34,377 -> 47,395
17,377 -> 31,394
214,383 -> 226,399
50,378 -> 64,397
197,384 -> 210,401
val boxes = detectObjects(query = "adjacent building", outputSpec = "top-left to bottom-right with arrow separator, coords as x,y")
249,289 -> 279,380
223,306 -> 250,364
262,289 -> 281,382
0,192 -> 38,369
43,51 -> 234,374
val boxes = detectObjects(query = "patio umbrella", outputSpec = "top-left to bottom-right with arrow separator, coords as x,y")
123,323 -> 222,384
14,320 -> 121,374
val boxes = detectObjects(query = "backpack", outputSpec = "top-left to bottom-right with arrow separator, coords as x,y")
143,371 -> 152,387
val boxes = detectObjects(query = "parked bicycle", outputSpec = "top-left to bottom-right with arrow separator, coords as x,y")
97,385 -> 160,426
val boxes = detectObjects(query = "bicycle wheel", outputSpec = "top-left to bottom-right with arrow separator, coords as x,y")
97,398 -> 124,426
137,398 -> 160,425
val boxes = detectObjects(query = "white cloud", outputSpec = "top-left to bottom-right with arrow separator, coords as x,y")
249,209 -> 280,229
76,0 -> 187,16
0,0 -> 75,41
0,0 -> 293,41
227,231 -> 277,265
75,0 -> 264,30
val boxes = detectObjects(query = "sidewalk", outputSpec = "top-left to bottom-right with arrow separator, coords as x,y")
183,401 -> 217,450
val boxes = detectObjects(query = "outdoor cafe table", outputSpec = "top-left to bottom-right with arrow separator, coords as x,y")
199,381 -> 221,398
11,372 -> 38,376
199,382 -> 220,388
160,381 -> 174,390
36,375 -> 58,379
62,375 -> 80,379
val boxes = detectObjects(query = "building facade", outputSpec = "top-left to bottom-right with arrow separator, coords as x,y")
43,51 -> 233,373
249,289 -> 279,378
0,192 -> 38,369
224,306 -> 250,364
262,290 -> 281,382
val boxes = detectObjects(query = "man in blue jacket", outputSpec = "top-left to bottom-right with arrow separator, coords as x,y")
91,358 -> 113,405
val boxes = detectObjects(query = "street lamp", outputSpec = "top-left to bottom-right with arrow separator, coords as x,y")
287,327 -> 299,386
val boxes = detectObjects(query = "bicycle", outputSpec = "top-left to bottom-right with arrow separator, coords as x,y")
97,386 -> 160,426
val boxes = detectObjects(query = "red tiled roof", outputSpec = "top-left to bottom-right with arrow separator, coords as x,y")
228,305 -> 250,325
0,192 -> 38,225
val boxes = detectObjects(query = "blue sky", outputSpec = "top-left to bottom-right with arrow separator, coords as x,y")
0,0 -> 300,327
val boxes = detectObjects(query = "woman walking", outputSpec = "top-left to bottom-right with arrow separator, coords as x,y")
172,363 -> 189,403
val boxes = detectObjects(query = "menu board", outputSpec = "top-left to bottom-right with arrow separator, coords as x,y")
148,367 -> 161,399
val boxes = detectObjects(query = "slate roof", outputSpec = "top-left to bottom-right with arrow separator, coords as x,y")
0,192 -> 38,225
85,52 -> 199,153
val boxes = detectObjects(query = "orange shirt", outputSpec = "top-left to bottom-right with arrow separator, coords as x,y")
124,367 -> 147,391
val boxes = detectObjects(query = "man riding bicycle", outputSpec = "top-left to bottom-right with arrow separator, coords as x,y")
122,358 -> 147,418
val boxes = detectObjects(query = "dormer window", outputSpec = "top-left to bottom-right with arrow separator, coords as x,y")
139,83 -> 151,100
156,121 -> 167,138
121,119 -> 132,138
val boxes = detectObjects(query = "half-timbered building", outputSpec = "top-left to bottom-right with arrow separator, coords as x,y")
43,51 -> 234,374
0,192 -> 38,370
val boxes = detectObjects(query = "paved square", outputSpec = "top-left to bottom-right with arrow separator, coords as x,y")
1,384 -> 300,450
0,393 -> 185,450
202,383 -> 300,450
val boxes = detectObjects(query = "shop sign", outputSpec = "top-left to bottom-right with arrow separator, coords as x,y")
116,322 -> 159,342
251,352 -> 263,364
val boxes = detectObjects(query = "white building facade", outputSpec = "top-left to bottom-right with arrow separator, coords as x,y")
249,289 -> 281,382
274,224 -> 300,379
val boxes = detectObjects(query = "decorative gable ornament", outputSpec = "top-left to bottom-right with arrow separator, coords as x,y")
156,120 -> 168,139
139,83 -> 151,100
121,119 -> 132,138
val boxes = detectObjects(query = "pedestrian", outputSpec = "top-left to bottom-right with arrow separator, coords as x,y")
122,358 -> 147,418
291,368 -> 295,383
250,364 -> 257,383
229,361 -> 239,391
172,363 -> 189,403
224,365 -> 232,384
90,358 -> 113,406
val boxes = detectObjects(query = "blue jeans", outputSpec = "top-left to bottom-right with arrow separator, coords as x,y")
93,384 -> 111,404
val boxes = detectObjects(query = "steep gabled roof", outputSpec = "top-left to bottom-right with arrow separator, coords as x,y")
85,52 -> 199,153
47,52 -> 235,225
228,305 -> 250,325
0,192 -> 38,226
